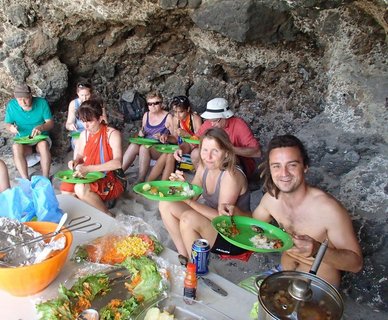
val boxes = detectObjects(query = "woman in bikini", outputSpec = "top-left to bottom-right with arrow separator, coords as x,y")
159,127 -> 251,258
60,100 -> 124,215
122,91 -> 174,183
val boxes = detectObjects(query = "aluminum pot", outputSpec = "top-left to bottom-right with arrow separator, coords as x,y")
255,271 -> 344,320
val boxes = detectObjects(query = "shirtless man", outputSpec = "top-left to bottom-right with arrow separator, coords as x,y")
220,135 -> 363,287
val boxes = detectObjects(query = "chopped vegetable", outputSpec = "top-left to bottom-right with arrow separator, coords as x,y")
120,256 -> 163,302
73,234 -> 164,264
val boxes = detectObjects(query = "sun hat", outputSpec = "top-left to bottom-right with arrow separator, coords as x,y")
201,98 -> 234,119
14,83 -> 32,98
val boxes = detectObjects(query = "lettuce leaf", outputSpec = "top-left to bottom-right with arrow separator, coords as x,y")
120,256 -> 163,302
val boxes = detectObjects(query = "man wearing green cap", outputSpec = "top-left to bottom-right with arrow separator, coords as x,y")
4,83 -> 54,179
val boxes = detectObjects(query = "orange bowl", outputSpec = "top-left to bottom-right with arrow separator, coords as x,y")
0,221 -> 73,296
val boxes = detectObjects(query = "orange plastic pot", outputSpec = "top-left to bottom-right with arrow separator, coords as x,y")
0,221 -> 73,296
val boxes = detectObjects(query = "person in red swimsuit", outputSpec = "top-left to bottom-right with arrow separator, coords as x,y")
60,100 -> 124,215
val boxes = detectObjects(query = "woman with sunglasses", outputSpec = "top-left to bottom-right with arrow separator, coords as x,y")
159,128 -> 251,259
146,95 -> 202,181
122,91 -> 174,183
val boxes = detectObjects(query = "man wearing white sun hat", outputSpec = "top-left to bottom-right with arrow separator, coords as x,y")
174,97 -> 261,177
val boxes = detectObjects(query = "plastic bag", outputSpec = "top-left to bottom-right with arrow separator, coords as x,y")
72,214 -> 164,264
0,187 -> 35,222
30,175 -> 63,222
0,176 -> 63,223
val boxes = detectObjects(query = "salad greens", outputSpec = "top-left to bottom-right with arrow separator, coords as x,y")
36,257 -> 165,320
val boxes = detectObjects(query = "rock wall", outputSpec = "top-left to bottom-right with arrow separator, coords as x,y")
0,0 -> 387,312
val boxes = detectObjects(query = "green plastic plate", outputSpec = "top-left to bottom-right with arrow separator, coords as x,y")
54,170 -> 105,184
182,137 -> 200,145
152,144 -> 179,154
68,131 -> 81,138
133,180 -> 202,202
129,137 -> 159,145
14,134 -> 49,144
212,216 -> 293,253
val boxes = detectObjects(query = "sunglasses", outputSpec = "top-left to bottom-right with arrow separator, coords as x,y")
77,83 -> 92,89
147,101 -> 162,106
172,96 -> 189,104
210,118 -> 222,124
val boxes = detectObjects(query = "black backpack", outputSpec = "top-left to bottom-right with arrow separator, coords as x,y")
120,90 -> 147,122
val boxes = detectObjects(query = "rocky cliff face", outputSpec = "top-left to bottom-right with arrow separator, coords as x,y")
0,0 -> 387,312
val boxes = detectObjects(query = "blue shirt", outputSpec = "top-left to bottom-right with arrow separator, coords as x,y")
5,97 -> 52,137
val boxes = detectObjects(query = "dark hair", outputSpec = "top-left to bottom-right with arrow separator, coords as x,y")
170,95 -> 190,110
263,134 -> 310,198
199,128 -> 236,171
77,99 -> 104,122
77,82 -> 92,90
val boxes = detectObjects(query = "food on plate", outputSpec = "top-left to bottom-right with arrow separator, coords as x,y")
250,233 -> 283,249
158,192 -> 164,198
143,183 -> 152,191
72,171 -> 86,179
189,135 -> 199,140
180,185 -> 195,197
167,186 -> 183,195
73,234 -> 164,264
36,256 -> 165,320
216,220 -> 239,238
251,225 -> 264,233
150,186 -> 159,195
144,307 -> 175,320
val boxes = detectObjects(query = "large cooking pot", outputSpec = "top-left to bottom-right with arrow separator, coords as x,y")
255,271 -> 344,320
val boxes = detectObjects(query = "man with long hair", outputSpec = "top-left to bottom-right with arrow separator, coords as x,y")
220,134 -> 362,287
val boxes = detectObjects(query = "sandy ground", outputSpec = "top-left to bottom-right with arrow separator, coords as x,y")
4,153 -> 387,320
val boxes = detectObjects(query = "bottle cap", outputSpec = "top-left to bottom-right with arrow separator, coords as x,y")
187,262 -> 196,272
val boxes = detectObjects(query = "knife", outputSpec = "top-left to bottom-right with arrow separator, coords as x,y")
199,276 -> 228,296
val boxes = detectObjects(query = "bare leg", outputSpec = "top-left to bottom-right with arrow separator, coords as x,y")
122,144 -> 140,172
147,153 -> 169,181
161,154 -> 176,180
0,160 -> 10,192
138,146 -> 158,182
74,183 -> 111,215
12,144 -> 30,179
180,210 -> 218,257
159,201 -> 191,257
36,140 -> 51,178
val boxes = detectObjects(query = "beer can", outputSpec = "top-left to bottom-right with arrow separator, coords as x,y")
191,239 -> 210,275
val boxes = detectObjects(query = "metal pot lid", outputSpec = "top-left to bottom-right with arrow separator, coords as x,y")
257,271 -> 344,320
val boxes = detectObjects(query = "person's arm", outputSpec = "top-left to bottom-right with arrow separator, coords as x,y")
31,119 -> 54,137
233,145 -> 261,158
288,198 -> 363,273
0,160 -> 10,192
5,122 -> 18,135
65,100 -> 77,131
232,118 -> 261,158
192,113 -> 203,135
